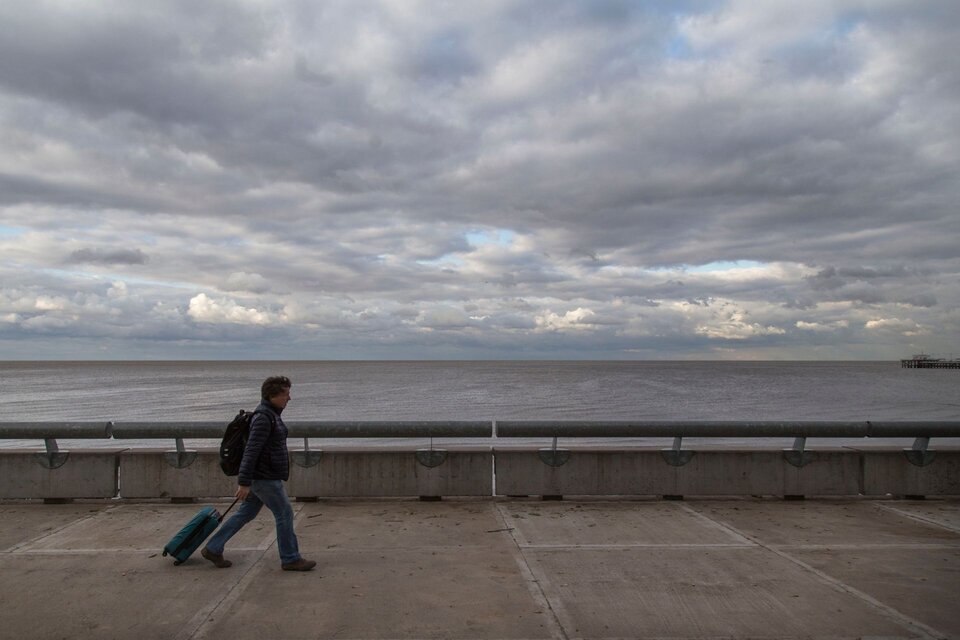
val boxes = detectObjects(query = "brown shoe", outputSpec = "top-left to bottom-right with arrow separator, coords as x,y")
201,547 -> 232,568
281,558 -> 317,572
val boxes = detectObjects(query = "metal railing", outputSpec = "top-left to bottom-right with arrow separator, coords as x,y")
493,420 -> 960,438
2,420 -> 957,470
4,419 -> 958,440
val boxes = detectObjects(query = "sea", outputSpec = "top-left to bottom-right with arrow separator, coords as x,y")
2,360 -> 958,449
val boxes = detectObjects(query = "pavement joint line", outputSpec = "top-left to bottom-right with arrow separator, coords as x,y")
875,503 -> 960,535
175,499 -> 309,640
494,503 -> 570,640
770,543 -> 960,550
310,545 -> 498,552
497,504 -> 532,547
176,547 -> 272,640
10,548 -> 168,555
7,546 -> 304,554
5,503 -> 123,553
668,502 -> 757,547
676,503 -> 947,640
518,543 -> 757,550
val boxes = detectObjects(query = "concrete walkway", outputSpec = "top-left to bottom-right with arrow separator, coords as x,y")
1,497 -> 958,640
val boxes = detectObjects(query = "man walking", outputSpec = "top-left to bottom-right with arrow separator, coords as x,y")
202,375 -> 316,571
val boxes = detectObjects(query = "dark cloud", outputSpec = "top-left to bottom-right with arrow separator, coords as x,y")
0,1 -> 957,359
67,248 -> 149,265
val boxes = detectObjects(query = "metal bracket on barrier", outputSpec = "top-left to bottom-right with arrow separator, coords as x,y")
904,437 -> 935,467
661,436 -> 695,467
35,438 -> 70,470
416,449 -> 448,468
538,436 -> 570,467
416,437 -> 447,468
293,437 -> 322,468
784,436 -> 818,468
164,437 -> 198,469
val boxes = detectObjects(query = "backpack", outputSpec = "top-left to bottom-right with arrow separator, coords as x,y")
218,409 -> 273,476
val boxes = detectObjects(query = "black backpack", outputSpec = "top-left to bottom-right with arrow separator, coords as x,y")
218,409 -> 273,476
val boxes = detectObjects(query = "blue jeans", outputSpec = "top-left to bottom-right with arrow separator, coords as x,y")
206,479 -> 301,565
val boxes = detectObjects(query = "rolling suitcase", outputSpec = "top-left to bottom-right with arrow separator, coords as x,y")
162,497 -> 240,565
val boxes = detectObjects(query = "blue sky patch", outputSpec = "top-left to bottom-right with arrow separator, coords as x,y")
687,260 -> 765,273
465,229 -> 515,248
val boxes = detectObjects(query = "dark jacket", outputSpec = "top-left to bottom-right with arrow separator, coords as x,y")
238,399 -> 290,486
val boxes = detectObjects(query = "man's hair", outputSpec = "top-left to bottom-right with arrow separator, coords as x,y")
261,375 -> 292,400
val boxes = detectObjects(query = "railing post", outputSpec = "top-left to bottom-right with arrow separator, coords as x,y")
661,435 -> 694,466
784,436 -> 817,468
34,437 -> 69,470
538,435 -> 569,467
292,437 -> 322,468
904,437 -> 934,467
163,437 -> 197,469
416,436 -> 448,468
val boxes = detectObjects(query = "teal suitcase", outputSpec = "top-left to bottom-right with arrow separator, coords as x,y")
162,498 -> 239,565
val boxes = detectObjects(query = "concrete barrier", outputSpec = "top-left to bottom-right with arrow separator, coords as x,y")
288,449 -> 493,498
0,450 -> 120,500
861,448 -> 960,496
1,446 -> 959,500
117,448 -> 493,499
493,447 -> 862,497
118,449 -> 236,499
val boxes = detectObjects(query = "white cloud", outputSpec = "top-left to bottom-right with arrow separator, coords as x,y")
107,281 -> 128,299
695,308 -> 786,341
34,296 -> 66,311
535,307 -> 596,332
864,317 -> 929,336
796,320 -> 848,332
188,293 -> 275,326
696,321 -> 786,341
865,317 -> 908,330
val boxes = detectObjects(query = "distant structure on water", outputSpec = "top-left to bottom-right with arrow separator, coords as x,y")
901,353 -> 960,369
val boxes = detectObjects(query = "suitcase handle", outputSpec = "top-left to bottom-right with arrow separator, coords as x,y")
218,496 -> 241,523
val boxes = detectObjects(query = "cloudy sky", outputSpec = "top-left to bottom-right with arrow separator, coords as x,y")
1,0 -> 957,360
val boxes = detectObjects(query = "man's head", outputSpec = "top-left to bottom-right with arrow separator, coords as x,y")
261,375 -> 292,409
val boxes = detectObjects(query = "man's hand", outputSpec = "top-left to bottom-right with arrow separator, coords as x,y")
236,485 -> 251,501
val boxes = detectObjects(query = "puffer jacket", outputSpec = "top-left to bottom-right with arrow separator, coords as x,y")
237,399 -> 290,486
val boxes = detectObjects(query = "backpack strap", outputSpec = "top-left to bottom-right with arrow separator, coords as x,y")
250,409 -> 276,436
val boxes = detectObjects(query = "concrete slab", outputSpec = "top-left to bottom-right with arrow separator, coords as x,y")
524,546 -> 913,638
877,501 -> 960,534
500,501 -> 747,547
18,502 -> 280,553
686,500 -> 960,547
0,550 -> 263,640
190,501 -> 556,638
2,498 -> 959,639
794,547 -> 960,637
0,504 -> 110,551
292,500 -> 510,550
199,544 -> 554,639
